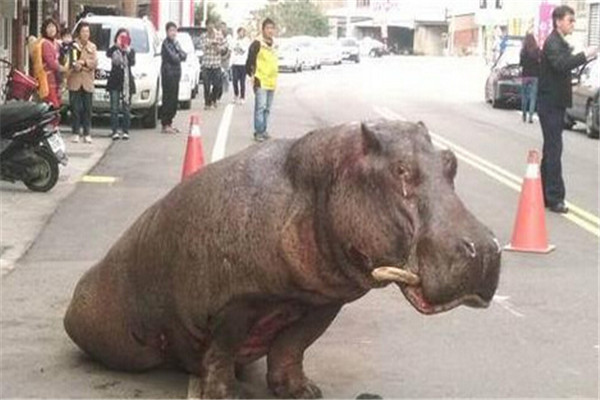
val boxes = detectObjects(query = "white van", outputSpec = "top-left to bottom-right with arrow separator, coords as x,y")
64,16 -> 162,129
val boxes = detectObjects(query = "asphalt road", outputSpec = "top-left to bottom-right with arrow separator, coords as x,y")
1,56 -> 598,399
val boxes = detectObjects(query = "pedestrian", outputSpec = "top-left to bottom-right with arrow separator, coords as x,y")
246,18 -> 278,142
538,5 -> 598,213
200,22 -> 224,110
231,27 -> 250,105
106,28 -> 136,141
31,18 -> 65,110
519,33 -> 541,124
67,22 -> 97,144
160,21 -> 187,134
215,22 -> 231,104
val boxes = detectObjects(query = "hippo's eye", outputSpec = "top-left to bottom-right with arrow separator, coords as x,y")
394,164 -> 409,177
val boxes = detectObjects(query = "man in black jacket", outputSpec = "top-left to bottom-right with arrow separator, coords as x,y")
538,5 -> 597,213
161,21 -> 187,134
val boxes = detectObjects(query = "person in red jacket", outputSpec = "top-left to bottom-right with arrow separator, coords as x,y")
39,18 -> 64,109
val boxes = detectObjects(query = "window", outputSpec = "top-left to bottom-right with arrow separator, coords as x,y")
356,0 -> 370,8
86,23 -> 150,53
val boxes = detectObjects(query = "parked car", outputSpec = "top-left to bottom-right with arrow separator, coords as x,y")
64,16 -> 162,129
565,59 -> 599,138
360,37 -> 387,57
339,38 -> 360,63
485,46 -> 522,108
290,36 -> 321,70
277,39 -> 302,73
176,32 -> 200,109
314,37 -> 343,65
177,26 -> 206,82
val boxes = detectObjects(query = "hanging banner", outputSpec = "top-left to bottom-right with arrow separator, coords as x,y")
538,1 -> 554,47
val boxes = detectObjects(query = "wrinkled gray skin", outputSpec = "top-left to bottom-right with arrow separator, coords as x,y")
64,120 -> 501,398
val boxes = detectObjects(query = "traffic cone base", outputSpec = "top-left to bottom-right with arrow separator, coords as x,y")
503,243 -> 555,253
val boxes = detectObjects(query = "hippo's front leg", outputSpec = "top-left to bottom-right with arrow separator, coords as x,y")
198,304 -> 259,399
267,304 -> 341,399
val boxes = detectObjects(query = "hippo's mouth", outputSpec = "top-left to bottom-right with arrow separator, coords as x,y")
371,266 -> 490,315
398,283 -> 490,315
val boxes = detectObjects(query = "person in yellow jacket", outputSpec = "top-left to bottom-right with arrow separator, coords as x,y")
245,18 -> 278,142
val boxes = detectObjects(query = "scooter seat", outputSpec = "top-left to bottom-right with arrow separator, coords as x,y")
0,101 -> 52,135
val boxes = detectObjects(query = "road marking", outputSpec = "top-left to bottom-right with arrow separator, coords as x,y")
492,295 -> 525,318
374,106 -> 600,237
187,103 -> 235,400
211,104 -> 234,163
80,175 -> 118,183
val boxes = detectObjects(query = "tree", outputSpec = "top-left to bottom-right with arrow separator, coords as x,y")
195,1 -> 222,27
256,0 -> 329,37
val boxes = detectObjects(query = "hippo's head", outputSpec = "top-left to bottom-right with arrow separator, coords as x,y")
287,120 -> 501,314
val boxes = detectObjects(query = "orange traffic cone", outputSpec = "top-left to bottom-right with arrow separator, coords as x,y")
504,150 -> 555,253
181,114 -> 205,180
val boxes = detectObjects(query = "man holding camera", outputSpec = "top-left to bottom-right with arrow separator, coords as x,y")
67,22 -> 97,144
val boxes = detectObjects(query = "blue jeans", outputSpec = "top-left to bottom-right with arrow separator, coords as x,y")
109,90 -> 131,134
520,77 -> 538,121
69,89 -> 92,136
253,87 -> 274,136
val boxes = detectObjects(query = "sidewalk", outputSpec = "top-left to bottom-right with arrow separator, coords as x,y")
0,129 -> 112,276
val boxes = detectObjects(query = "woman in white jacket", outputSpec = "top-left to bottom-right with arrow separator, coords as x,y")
230,27 -> 251,104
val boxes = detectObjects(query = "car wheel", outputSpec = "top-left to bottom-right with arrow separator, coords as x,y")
180,100 -> 192,110
141,102 -> 158,129
355,56 -> 360,63
563,113 -> 575,130
585,103 -> 599,139
491,96 -> 502,109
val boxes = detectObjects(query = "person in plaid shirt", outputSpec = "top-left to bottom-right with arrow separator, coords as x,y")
201,22 -> 225,110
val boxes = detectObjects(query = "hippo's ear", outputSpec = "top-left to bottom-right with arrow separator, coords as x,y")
360,122 -> 382,155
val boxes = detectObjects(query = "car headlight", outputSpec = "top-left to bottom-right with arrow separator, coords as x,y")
133,72 -> 148,80
95,69 -> 109,80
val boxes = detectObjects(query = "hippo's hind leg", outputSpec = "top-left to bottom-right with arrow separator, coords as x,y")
266,304 -> 341,399
63,268 -> 164,371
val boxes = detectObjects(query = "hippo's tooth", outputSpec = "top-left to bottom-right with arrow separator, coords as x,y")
371,267 -> 421,286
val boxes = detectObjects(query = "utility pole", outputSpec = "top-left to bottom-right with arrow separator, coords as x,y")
203,0 -> 208,27
346,0 -> 352,37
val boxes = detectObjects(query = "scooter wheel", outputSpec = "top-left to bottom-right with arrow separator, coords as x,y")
24,149 -> 59,192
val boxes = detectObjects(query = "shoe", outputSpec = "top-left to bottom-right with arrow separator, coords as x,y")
528,118 -> 534,123
122,132 -> 130,140
112,133 -> 120,140
212,103 -> 218,109
72,135 -> 80,143
204,104 -> 211,110
240,98 -> 245,105
161,125 -> 176,134
264,132 -> 271,139
173,127 -> 181,134
83,136 -> 93,144
548,202 -> 569,214
232,97 -> 238,104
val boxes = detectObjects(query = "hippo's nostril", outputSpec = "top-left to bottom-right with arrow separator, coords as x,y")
461,238 -> 477,258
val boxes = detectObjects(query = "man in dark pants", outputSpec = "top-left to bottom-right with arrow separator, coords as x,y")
200,22 -> 224,110
538,5 -> 597,213
160,21 -> 187,134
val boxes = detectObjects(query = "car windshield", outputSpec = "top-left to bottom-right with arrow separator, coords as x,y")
87,22 -> 149,53
341,39 -> 357,47
177,33 -> 195,54
496,47 -> 520,68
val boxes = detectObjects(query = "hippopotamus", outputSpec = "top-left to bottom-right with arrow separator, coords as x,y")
64,119 -> 501,398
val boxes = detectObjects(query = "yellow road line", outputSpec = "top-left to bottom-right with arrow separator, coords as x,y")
81,175 -> 118,184
374,106 -> 600,237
